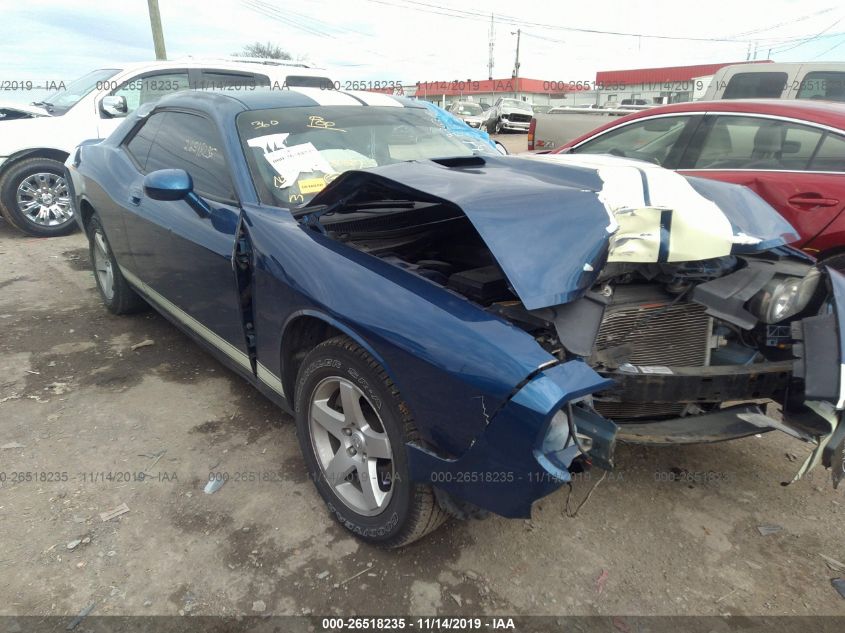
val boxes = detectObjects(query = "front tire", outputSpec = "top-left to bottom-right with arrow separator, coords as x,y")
294,336 -> 447,547
87,214 -> 147,314
0,157 -> 78,237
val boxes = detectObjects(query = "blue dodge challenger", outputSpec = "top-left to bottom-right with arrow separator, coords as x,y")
66,88 -> 845,546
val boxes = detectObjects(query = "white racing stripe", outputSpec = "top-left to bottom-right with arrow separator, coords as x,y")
119,266 -> 284,397
345,91 -> 404,107
290,87 -> 364,106
524,153 -> 738,263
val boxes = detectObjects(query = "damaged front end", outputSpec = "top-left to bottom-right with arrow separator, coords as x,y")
302,153 -> 845,516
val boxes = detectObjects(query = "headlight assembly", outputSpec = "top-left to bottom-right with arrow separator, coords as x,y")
748,268 -> 821,324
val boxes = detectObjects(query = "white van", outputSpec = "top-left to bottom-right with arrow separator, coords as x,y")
0,58 -> 332,236
702,62 -> 845,102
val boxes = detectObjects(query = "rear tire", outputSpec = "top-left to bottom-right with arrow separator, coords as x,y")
0,157 -> 78,237
87,214 -> 147,315
294,335 -> 447,547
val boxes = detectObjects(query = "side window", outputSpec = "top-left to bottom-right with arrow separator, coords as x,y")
110,71 -> 190,114
572,116 -> 690,166
809,133 -> 845,172
722,72 -> 788,99
145,112 -> 235,201
124,111 -> 167,170
692,116 -> 823,170
796,71 -> 845,103
199,71 -> 270,91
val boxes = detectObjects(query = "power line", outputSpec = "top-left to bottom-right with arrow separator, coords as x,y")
812,33 -> 845,59
360,0 -> 810,43
768,18 -> 842,53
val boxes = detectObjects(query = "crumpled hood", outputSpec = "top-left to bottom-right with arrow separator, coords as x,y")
0,101 -> 49,119
307,153 -> 799,310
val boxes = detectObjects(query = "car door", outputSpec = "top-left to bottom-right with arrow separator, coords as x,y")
568,114 -> 702,168
96,69 -> 190,138
119,109 -> 251,365
679,114 -> 845,248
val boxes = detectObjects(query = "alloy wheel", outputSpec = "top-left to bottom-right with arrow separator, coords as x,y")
15,172 -> 72,227
308,376 -> 394,516
92,229 -> 115,301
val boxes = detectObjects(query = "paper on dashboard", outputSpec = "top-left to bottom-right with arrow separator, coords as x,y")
263,142 -> 336,187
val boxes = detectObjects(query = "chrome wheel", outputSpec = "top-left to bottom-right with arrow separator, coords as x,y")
16,172 -> 72,227
92,229 -> 115,301
308,376 -> 394,516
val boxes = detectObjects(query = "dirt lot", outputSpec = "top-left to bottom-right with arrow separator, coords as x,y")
490,133 -> 529,155
1,217 -> 844,619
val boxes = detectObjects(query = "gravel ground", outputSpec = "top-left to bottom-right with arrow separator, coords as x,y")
1,216 -> 844,618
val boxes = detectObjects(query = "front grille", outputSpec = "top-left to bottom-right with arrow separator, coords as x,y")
594,301 -> 711,367
593,401 -> 685,419
505,113 -> 531,123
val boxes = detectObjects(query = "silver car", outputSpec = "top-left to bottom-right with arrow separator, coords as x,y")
448,101 -> 486,129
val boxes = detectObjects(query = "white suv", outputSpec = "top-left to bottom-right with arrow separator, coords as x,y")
0,58 -> 332,236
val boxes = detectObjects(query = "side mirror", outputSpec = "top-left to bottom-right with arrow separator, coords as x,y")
144,169 -> 193,201
143,169 -> 211,217
100,95 -> 128,117
494,140 -> 508,155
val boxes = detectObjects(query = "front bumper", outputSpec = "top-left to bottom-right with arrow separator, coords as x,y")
501,119 -> 530,131
407,360 -> 616,518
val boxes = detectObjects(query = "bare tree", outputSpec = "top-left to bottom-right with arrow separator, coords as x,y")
235,41 -> 292,60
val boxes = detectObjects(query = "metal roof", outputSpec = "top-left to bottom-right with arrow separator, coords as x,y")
595,61 -> 773,85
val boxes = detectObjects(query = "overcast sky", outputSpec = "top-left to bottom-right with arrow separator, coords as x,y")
2,0 -> 844,90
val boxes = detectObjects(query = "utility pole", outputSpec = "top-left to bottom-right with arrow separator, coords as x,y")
512,28 -> 521,97
487,13 -> 495,80
147,0 -> 167,60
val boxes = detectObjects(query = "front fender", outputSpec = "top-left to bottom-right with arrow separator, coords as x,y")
407,360 -> 616,518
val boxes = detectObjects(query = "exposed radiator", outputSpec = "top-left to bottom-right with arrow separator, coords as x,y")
594,300 -> 712,367
593,299 -> 712,420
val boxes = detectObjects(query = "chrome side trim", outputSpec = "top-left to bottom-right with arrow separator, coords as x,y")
257,362 -> 285,397
119,265 -> 251,372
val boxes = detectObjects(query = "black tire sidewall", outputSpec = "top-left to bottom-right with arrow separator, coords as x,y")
0,158 -> 77,237
294,341 -> 415,543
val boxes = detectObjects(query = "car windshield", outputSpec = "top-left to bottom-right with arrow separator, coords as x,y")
40,68 -> 120,115
237,105 -> 497,207
502,99 -> 529,109
454,103 -> 482,116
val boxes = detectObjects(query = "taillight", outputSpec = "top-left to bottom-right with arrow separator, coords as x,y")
528,117 -> 536,150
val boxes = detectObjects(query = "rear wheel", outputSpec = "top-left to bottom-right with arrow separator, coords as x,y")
87,214 -> 146,314
0,157 -> 78,237
294,335 -> 447,547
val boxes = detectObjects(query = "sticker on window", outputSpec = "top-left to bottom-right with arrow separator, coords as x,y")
263,142 -> 336,187
248,133 -> 290,153
298,177 -> 328,194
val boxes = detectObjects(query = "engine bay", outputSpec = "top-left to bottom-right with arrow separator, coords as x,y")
323,204 -> 828,423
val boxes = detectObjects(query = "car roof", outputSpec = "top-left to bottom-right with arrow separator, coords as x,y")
100,58 -> 329,77
561,98 -> 845,149
616,99 -> 845,126
147,88 -> 423,124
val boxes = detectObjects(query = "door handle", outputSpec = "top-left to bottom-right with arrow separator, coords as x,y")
128,187 -> 143,206
788,193 -> 840,208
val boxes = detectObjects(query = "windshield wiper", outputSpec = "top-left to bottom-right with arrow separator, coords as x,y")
30,101 -> 54,113
294,198 -> 422,234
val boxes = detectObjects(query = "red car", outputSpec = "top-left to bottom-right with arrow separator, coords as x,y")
556,99 -> 845,267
